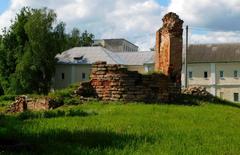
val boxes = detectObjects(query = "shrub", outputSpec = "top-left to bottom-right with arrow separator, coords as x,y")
0,95 -> 17,102
48,83 -> 80,106
64,98 -> 82,105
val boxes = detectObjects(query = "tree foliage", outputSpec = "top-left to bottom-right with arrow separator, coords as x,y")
66,28 -> 94,48
0,7 -> 94,95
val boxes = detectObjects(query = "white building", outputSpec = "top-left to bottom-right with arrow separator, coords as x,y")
53,46 -> 153,89
182,43 -> 240,102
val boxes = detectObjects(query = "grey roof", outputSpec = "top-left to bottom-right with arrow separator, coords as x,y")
56,47 -> 125,65
56,47 -> 154,65
188,43 -> 240,63
116,51 -> 154,65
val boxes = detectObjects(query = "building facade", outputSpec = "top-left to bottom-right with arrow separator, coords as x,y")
93,39 -> 139,52
182,43 -> 240,102
53,46 -> 153,89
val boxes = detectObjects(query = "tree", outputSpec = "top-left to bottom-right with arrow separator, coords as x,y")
0,7 -> 95,95
66,28 -> 94,49
0,7 -> 67,94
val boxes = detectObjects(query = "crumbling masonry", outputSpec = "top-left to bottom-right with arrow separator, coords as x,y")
76,12 -> 183,102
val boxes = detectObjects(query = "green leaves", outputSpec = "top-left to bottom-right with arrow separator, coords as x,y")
0,7 -> 63,95
0,7 -> 94,95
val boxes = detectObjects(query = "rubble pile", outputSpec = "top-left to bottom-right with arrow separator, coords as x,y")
182,86 -> 213,97
7,96 -> 59,113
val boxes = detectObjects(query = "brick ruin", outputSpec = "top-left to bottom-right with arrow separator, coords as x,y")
155,12 -> 183,83
6,96 -> 60,113
76,12 -> 184,102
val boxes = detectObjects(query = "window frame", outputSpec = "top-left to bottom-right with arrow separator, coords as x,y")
234,93 -> 239,102
220,70 -> 224,78
82,73 -> 86,80
234,70 -> 238,78
188,71 -> 193,79
61,73 -> 65,80
204,71 -> 208,79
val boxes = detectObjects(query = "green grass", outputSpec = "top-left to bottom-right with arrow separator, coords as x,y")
1,102 -> 240,155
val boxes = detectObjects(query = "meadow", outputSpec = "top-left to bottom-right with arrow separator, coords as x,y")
1,100 -> 240,155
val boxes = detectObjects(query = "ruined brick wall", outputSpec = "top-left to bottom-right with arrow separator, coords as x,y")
155,12 -> 183,84
76,12 -> 183,103
7,96 -> 59,113
87,61 -> 180,102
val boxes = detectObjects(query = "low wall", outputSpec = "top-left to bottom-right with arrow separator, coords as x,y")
77,61 -> 180,102
7,96 -> 60,113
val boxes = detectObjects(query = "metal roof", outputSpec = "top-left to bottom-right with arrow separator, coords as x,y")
56,47 -> 154,65
116,51 -> 154,65
56,47 -> 125,65
188,43 -> 240,63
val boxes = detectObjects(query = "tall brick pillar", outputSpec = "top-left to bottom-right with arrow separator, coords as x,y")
155,12 -> 183,84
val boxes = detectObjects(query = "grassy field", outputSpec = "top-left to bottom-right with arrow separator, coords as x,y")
1,101 -> 240,155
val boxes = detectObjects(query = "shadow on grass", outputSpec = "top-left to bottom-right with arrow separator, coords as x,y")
18,109 -> 97,120
0,115 -> 154,154
172,94 -> 240,109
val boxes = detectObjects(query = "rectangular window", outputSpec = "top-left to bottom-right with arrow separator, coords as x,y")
61,73 -> 65,80
189,71 -> 192,78
204,71 -> 208,78
234,93 -> 239,102
220,92 -> 224,99
234,70 -> 238,78
82,73 -> 86,80
220,71 -> 224,78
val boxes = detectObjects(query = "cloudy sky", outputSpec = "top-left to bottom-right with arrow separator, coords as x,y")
0,0 -> 240,50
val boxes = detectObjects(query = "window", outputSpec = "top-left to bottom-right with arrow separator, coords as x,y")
220,71 -> 224,78
189,71 -> 193,78
234,93 -> 239,102
204,71 -> 208,78
220,92 -> 224,99
234,70 -> 238,78
82,73 -> 86,80
61,73 -> 65,80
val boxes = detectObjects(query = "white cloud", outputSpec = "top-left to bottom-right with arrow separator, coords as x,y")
168,0 -> 240,31
1,0 -> 240,50
190,31 -> 240,44
0,0 -> 165,50
168,0 -> 240,44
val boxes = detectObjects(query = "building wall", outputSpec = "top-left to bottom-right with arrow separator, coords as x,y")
216,86 -> 240,102
187,63 -> 211,86
184,62 -> 240,102
93,39 -> 138,52
54,64 -> 92,89
216,63 -> 240,85
54,63 -> 154,90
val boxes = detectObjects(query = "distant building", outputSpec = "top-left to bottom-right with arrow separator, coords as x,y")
54,46 -> 153,89
182,43 -> 240,102
93,39 -> 139,52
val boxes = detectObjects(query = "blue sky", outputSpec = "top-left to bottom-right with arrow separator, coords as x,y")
0,0 -> 240,49
156,0 -> 169,6
0,0 -> 9,14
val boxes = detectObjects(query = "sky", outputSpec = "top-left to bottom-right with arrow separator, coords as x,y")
0,0 -> 240,50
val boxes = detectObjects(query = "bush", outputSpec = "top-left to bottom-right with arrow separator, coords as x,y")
48,83 -> 79,106
64,98 -> 82,105
0,95 -> 17,102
